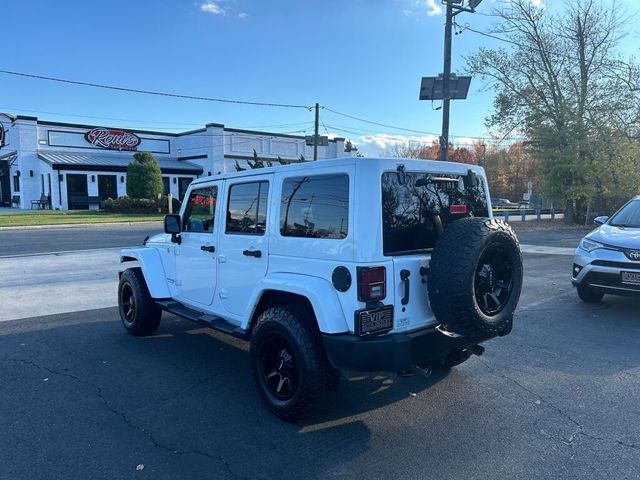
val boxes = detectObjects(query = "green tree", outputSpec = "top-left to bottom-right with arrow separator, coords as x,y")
126,152 -> 163,199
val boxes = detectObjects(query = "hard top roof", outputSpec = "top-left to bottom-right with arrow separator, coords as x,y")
190,157 -> 485,186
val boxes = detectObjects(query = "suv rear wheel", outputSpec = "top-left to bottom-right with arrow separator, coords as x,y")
250,305 -> 338,422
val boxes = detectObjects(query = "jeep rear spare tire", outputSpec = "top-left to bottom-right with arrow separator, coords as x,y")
427,217 -> 523,337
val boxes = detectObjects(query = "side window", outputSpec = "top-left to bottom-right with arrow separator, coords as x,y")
280,174 -> 349,239
182,186 -> 217,233
226,181 -> 269,235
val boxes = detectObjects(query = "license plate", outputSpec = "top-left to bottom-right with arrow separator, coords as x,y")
356,305 -> 393,336
621,271 -> 640,286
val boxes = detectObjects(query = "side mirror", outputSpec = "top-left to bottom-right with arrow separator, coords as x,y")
593,216 -> 608,226
164,214 -> 182,243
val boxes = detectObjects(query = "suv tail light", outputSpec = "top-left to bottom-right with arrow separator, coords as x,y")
449,204 -> 468,215
357,266 -> 386,302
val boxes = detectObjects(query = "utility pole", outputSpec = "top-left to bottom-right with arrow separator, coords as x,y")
420,1 -> 482,162
313,102 -> 320,161
439,1 -> 454,162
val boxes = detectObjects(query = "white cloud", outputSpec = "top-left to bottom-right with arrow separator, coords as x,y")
348,132 -> 487,155
402,0 -> 442,17
424,0 -> 442,16
200,1 -> 225,15
357,133 -> 439,151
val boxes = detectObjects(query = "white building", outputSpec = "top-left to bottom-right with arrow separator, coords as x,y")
0,114 -> 353,210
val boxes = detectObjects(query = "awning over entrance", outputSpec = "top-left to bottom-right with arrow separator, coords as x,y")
0,150 -> 18,163
38,151 -> 202,175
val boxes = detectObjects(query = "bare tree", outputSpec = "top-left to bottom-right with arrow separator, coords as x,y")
467,0 -> 640,222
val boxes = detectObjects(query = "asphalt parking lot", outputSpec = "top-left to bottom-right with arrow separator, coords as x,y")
0,224 -> 638,479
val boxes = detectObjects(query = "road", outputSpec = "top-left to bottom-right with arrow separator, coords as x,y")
0,227 -> 638,479
0,223 -> 162,257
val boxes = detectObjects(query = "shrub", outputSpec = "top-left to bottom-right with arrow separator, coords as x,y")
102,196 -> 160,213
126,152 -> 163,199
102,195 -> 180,214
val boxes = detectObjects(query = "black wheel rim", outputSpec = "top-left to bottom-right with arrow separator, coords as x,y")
258,332 -> 299,401
120,282 -> 136,324
475,243 -> 514,316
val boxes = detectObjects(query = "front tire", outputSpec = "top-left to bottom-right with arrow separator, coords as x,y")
118,268 -> 161,336
577,284 -> 604,303
250,306 -> 336,422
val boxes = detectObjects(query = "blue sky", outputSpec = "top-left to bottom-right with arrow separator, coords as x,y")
1,0 -> 637,155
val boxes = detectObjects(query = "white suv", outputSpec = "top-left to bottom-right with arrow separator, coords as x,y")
118,157 -> 523,421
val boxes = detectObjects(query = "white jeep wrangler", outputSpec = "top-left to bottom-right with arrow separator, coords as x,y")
118,157 -> 523,421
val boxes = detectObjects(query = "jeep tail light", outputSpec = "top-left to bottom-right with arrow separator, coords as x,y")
449,204 -> 468,215
357,266 -> 386,302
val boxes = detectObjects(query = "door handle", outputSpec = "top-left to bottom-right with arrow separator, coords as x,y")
243,249 -> 262,258
400,269 -> 410,305
200,245 -> 216,253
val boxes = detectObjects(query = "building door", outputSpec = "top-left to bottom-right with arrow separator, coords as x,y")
178,177 -> 192,202
66,174 -> 88,210
98,175 -> 118,202
0,161 -> 10,206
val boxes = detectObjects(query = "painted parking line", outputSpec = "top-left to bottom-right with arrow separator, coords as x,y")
520,244 -> 575,256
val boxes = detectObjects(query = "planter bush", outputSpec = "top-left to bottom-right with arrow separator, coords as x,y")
102,195 -> 180,214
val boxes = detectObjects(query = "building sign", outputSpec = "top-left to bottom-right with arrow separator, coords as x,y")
84,128 -> 141,151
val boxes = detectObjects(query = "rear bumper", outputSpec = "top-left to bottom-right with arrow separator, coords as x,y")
322,326 -> 495,373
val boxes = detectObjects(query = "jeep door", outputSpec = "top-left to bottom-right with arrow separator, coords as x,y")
174,184 -> 220,306
217,177 -> 271,317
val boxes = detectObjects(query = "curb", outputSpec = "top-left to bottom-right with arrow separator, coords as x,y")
0,221 -> 163,231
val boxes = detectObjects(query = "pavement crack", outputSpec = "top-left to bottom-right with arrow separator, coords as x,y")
4,357 -> 247,479
475,357 -> 639,451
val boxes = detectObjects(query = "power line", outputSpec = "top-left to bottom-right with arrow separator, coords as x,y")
0,69 -> 312,110
323,107 -> 438,135
1,105 -> 315,131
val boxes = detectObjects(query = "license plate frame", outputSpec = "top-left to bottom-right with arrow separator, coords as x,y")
355,305 -> 394,336
621,271 -> 640,286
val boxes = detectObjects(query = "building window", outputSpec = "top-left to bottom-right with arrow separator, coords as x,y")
13,175 -> 20,192
182,186 -> 218,233
162,177 -> 170,195
226,182 -> 269,235
280,174 -> 349,239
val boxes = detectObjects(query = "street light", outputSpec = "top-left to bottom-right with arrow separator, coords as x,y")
419,0 -> 482,162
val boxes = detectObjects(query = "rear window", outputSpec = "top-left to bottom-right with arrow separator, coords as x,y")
381,171 -> 488,255
280,174 -> 349,239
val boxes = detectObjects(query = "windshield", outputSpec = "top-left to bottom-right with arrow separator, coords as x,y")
609,200 -> 640,228
381,171 -> 488,255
